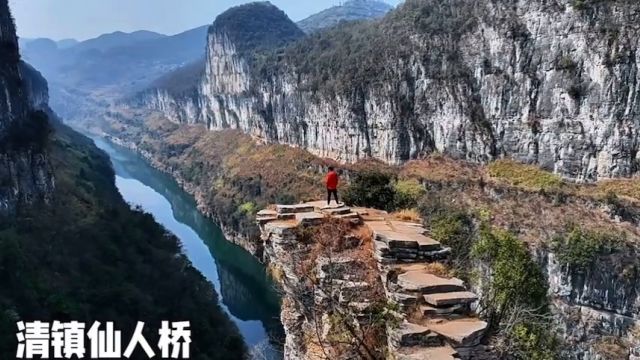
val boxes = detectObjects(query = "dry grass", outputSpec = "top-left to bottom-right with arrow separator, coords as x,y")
266,263 -> 286,283
487,159 -> 565,192
390,208 -> 422,223
588,178 -> 640,202
422,262 -> 452,277
593,337 -> 630,360
400,155 -> 483,183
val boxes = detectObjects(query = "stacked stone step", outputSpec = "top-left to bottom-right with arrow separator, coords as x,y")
365,220 -> 487,360
370,221 -> 451,264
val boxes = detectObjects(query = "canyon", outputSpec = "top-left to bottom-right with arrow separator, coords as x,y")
133,0 -> 640,182
28,0 -> 640,359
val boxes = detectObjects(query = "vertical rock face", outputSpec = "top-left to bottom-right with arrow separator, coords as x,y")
541,249 -> 640,359
135,0 -> 640,182
0,0 -> 54,215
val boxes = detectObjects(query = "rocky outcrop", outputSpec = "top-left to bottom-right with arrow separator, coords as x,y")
0,0 -> 54,215
20,61 -> 50,111
542,249 -> 640,359
258,201 -> 493,359
134,0 -> 640,182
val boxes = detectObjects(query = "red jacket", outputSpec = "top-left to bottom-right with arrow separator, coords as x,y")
325,171 -> 339,190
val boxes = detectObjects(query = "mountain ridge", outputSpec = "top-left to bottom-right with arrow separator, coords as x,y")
297,0 -> 393,33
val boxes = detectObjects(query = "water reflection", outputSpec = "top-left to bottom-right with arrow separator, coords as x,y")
91,136 -> 284,358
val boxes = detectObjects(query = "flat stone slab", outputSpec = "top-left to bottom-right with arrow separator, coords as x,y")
397,345 -> 458,360
424,291 -> 478,307
256,215 -> 278,225
295,212 -> 326,225
276,204 -> 315,214
264,221 -> 299,235
397,272 -> 465,294
420,304 -> 466,317
427,318 -> 487,346
391,221 -> 427,235
277,213 -> 296,220
257,209 -> 277,216
376,230 -> 441,251
366,221 -> 393,232
322,206 -> 352,215
335,212 -> 360,220
392,321 -> 440,347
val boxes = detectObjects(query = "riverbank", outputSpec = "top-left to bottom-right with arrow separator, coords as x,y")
90,136 -> 285,356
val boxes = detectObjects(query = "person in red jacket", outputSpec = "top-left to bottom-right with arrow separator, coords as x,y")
325,167 -> 340,206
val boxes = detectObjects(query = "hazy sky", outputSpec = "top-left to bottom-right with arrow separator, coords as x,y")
10,0 -> 402,41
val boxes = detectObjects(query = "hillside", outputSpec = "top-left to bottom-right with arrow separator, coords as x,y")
0,122 -> 247,359
297,0 -> 393,33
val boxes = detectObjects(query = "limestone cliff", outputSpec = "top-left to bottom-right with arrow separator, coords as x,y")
134,0 -> 640,182
0,0 -> 54,215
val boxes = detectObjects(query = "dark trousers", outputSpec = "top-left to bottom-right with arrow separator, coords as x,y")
327,189 -> 339,205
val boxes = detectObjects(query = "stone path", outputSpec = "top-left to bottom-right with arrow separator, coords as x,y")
363,214 -> 487,360
258,201 -> 488,359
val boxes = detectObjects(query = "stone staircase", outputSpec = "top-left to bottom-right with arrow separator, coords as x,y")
364,215 -> 487,360
257,201 -> 488,359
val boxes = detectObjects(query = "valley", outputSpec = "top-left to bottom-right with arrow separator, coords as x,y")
10,0 -> 640,359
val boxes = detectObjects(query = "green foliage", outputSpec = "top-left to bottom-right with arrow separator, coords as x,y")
393,179 -> 426,209
430,211 -> 474,258
210,2 -> 304,56
342,171 -> 396,211
343,171 -> 429,212
552,226 -> 622,272
0,124 -> 246,359
510,323 -> 559,360
238,201 -> 257,215
472,226 -> 558,359
472,227 -> 548,310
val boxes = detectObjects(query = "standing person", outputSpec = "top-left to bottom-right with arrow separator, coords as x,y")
325,167 -> 339,206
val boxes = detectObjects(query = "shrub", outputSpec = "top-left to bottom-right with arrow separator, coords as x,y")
238,201 -> 257,215
393,179 -> 426,209
472,226 -> 558,359
342,171 -> 396,211
430,211 -> 474,262
552,226 -> 622,272
472,227 -> 548,309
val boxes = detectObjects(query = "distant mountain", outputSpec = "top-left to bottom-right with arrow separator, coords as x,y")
56,38 -> 78,49
21,26 -> 208,93
71,30 -> 166,53
297,0 -> 393,33
18,37 -> 34,48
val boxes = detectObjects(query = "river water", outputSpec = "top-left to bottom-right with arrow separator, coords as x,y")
91,136 -> 284,359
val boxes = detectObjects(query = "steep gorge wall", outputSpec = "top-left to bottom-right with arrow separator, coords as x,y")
0,0 -> 53,215
136,0 -> 640,182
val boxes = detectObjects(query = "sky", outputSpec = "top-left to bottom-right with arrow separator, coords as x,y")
9,0 -> 403,41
